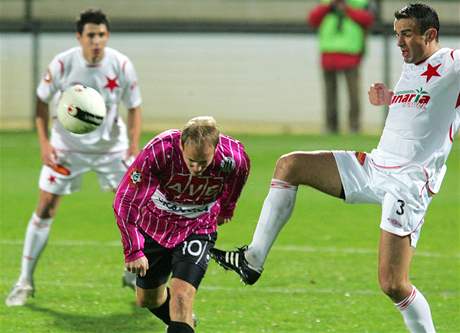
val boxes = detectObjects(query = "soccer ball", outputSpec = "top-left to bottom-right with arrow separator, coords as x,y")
57,84 -> 106,134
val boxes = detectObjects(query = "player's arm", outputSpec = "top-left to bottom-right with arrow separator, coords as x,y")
35,97 -> 57,168
307,3 -> 331,28
368,83 -> 394,106
344,3 -> 374,29
113,153 -> 154,263
126,106 -> 142,160
121,58 -> 142,161
36,55 -> 64,168
218,149 -> 251,225
114,157 -> 152,276
113,139 -> 164,271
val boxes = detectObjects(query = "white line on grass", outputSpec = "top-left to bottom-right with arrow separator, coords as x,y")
1,239 -> 459,258
0,279 -> 457,297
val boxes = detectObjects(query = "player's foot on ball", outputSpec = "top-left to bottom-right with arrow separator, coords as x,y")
5,281 -> 34,307
210,246 -> 262,285
122,270 -> 136,290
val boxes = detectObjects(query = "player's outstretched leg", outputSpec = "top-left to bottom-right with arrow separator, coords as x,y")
210,178 -> 297,285
211,152 -> 341,285
210,246 -> 262,285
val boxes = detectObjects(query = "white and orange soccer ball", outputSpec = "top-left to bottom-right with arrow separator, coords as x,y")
57,84 -> 106,134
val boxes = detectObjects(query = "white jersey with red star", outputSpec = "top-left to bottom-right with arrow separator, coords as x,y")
371,48 -> 460,192
37,46 -> 142,153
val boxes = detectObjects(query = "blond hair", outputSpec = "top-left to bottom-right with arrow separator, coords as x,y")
181,116 -> 220,148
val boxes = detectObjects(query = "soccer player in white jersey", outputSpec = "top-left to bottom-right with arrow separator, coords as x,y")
210,4 -> 459,332
5,9 -> 143,307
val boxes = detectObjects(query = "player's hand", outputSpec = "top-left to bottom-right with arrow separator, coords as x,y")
332,0 -> 346,11
125,145 -> 139,162
40,141 -> 57,168
126,145 -> 139,158
217,216 -> 230,225
368,83 -> 394,106
125,256 -> 149,277
122,145 -> 139,168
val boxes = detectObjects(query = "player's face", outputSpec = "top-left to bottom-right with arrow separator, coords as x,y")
77,23 -> 109,64
181,141 -> 215,176
394,18 -> 431,64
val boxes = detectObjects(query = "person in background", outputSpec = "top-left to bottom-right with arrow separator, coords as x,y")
308,0 -> 374,133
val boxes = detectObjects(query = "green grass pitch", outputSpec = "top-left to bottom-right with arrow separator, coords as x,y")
0,131 -> 458,333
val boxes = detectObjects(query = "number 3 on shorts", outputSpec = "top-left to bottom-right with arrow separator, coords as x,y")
396,199 -> 405,215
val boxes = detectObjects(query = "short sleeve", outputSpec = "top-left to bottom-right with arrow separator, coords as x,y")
121,58 -> 142,109
36,56 -> 63,103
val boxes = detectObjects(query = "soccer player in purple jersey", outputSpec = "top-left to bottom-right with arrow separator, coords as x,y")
211,4 -> 459,332
114,116 -> 250,333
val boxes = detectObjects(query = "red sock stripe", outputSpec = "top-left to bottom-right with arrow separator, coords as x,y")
396,287 -> 417,311
32,215 -> 52,228
270,179 -> 297,190
33,220 -> 51,228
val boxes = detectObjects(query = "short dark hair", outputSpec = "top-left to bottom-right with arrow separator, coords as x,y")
395,3 -> 440,40
76,9 -> 110,34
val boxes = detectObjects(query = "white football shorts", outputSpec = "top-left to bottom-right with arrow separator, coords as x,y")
39,149 -> 131,195
333,151 -> 433,247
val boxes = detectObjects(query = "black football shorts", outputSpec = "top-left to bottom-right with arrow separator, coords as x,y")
136,229 -> 217,290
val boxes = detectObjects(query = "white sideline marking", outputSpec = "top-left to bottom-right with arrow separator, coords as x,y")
0,279 -> 457,297
0,239 -> 459,258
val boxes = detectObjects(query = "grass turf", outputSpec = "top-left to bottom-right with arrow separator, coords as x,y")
0,131 -> 458,332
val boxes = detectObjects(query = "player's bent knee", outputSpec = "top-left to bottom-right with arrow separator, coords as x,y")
275,154 -> 298,180
170,283 -> 195,314
136,296 -> 164,309
36,206 -> 58,219
170,290 -> 193,309
379,278 -> 409,300
136,290 -> 166,309
36,192 -> 61,218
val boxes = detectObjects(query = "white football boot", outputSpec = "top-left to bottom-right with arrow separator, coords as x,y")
5,281 -> 34,307
121,270 -> 137,290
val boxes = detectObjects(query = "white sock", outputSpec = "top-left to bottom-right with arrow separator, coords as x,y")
395,286 -> 436,333
18,213 -> 53,284
245,179 -> 298,270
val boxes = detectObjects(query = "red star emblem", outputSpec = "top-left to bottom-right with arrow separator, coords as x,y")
421,63 -> 441,82
48,175 -> 57,184
104,76 -> 119,92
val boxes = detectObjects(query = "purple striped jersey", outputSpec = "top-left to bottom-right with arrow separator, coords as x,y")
113,129 -> 250,262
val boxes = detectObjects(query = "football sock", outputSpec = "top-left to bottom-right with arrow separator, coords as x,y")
245,179 -> 298,270
167,321 -> 194,333
395,286 -> 436,333
149,288 -> 171,325
18,213 -> 53,284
